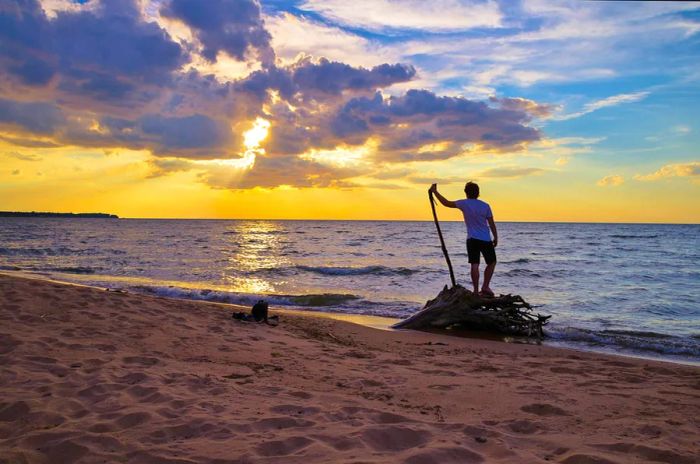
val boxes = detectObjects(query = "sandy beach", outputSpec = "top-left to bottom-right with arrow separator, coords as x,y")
1,273 -> 698,463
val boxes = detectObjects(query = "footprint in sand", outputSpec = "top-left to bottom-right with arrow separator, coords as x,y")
0,334 -> 22,354
593,442 -> 696,464
520,403 -> 568,416
560,453 -> 618,464
34,438 -> 90,464
505,419 -> 541,434
114,372 -> 149,385
311,434 -> 363,451
288,390 -> 313,400
360,425 -> 432,452
249,416 -> 316,432
428,384 -> 459,391
121,356 -> 159,366
115,412 -> 151,428
372,411 -> 415,424
0,401 -> 30,422
269,404 -> 321,416
403,447 -> 483,464
255,436 -> 314,457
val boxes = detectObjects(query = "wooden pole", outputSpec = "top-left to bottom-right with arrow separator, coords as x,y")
429,189 -> 457,287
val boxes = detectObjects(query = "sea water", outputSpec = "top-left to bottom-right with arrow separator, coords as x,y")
1,218 -> 698,363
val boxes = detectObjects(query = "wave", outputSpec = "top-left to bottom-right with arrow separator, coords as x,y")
503,268 -> 542,278
547,326 -> 700,358
131,285 -> 364,308
501,258 -> 531,264
29,266 -> 98,274
295,265 -> 420,277
0,246 -> 77,256
287,294 -> 360,306
0,265 -> 21,271
0,246 -> 125,256
609,234 -> 659,239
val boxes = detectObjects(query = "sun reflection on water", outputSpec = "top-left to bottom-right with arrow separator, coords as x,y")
223,221 -> 290,294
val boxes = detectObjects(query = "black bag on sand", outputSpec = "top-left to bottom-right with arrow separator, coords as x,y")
252,300 -> 268,322
232,300 -> 279,326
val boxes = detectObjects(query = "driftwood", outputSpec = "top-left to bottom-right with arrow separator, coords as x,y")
393,284 -> 551,339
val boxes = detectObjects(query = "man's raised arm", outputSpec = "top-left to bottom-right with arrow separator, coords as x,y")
430,184 -> 457,208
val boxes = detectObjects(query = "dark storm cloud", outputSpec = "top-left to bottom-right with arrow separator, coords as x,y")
290,59 -> 416,96
0,0 -> 186,93
138,114 -> 234,154
295,90 -> 551,163
161,0 -> 273,64
0,0 -> 54,87
51,3 -> 185,80
237,59 -> 416,101
0,98 -> 63,134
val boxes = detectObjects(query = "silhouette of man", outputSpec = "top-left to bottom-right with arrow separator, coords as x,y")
430,182 -> 498,297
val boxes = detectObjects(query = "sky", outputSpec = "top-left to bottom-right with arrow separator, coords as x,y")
0,0 -> 699,222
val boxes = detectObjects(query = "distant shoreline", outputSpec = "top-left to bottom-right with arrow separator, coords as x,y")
0,211 -> 118,219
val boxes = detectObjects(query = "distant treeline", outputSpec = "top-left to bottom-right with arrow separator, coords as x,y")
0,211 -> 119,218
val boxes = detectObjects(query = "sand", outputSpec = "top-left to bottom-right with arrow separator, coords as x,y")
0,273 -> 698,463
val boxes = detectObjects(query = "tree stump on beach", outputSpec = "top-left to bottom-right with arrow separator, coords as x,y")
393,284 -> 551,339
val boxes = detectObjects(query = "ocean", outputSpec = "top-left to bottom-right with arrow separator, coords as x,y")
1,218 -> 698,364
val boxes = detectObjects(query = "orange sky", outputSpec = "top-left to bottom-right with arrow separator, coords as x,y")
1,1 -> 699,223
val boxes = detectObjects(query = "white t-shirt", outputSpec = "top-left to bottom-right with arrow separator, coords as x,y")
455,198 -> 493,241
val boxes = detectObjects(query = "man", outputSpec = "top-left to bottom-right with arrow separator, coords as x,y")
430,182 -> 498,297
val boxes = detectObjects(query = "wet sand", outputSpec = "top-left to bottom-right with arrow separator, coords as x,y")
0,273 -> 698,463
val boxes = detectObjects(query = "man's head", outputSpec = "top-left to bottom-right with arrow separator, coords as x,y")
464,181 -> 480,199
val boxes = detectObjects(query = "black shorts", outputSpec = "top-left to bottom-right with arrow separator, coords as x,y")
467,238 -> 496,265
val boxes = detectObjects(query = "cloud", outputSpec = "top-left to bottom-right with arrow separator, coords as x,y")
634,162 -> 700,181
476,166 -> 547,178
324,90 -> 550,161
160,0 -> 273,64
199,155 -> 361,189
0,99 -> 64,135
0,134 -> 61,148
265,13 -> 391,67
555,92 -> 650,120
298,0 -> 502,32
3,151 -> 41,161
136,114 -> 236,157
237,58 -> 416,103
146,157 -> 196,178
597,175 -> 624,187
0,0 -> 187,105
407,175 -> 465,185
673,125 -> 691,134
0,0 -> 553,191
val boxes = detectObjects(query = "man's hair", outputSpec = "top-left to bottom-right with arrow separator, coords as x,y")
464,182 -> 480,199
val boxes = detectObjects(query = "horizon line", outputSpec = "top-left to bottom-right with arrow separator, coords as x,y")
6,216 -> 697,225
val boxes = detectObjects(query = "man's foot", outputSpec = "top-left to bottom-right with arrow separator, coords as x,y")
480,288 -> 495,298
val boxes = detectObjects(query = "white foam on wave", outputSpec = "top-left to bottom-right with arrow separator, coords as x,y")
546,325 -> 700,359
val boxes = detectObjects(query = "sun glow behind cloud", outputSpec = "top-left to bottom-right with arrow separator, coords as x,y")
201,118 -> 271,170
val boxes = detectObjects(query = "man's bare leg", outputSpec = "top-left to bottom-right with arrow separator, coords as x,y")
481,262 -> 496,296
470,263 -> 480,294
